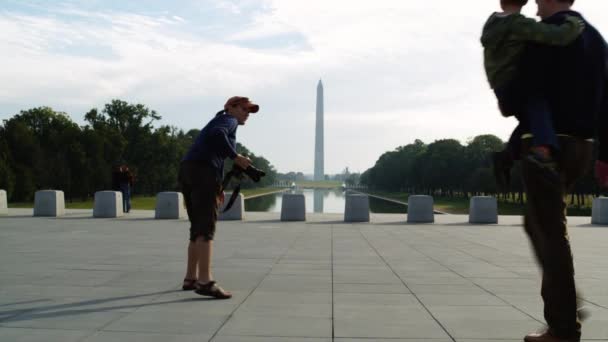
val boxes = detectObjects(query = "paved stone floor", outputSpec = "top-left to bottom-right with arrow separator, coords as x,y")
1,209 -> 608,341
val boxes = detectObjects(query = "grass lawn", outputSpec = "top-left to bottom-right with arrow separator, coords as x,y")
367,191 -> 593,216
8,187 -> 280,210
240,188 -> 284,198
296,180 -> 342,189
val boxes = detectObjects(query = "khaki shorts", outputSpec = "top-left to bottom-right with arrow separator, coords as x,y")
179,161 -> 222,241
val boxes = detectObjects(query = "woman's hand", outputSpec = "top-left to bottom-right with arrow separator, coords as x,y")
234,154 -> 252,170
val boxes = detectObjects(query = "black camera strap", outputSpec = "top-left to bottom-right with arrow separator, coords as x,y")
220,164 -> 265,213
221,169 -> 242,213
222,185 -> 241,213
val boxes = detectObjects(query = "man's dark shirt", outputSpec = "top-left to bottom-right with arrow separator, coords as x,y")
182,112 -> 238,180
602,43 -> 608,161
111,171 -> 120,191
521,10 -> 608,161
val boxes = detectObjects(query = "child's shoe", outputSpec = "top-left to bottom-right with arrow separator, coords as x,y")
526,146 -> 560,185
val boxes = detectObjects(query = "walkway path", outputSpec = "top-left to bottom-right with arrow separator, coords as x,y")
1,210 -> 606,341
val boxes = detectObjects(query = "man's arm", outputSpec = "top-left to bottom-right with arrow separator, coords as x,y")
605,42 -> 608,81
596,91 -> 608,187
596,43 -> 608,188
511,15 -> 584,46
598,81 -> 608,163
599,43 -> 608,162
599,95 -> 608,158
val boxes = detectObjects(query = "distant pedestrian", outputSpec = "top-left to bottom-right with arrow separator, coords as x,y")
118,165 -> 133,213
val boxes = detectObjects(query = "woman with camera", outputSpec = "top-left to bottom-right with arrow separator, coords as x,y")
179,96 -> 259,299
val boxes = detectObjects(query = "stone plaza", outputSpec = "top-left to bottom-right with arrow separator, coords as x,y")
1,209 -> 608,341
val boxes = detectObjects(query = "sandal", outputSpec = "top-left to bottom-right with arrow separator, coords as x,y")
182,278 -> 197,291
194,281 -> 232,299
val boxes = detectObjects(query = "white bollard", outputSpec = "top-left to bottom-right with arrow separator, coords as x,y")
0,189 -> 7,215
219,192 -> 244,221
469,196 -> 498,224
407,195 -> 434,223
281,193 -> 306,221
93,191 -> 123,218
592,197 -> 608,225
33,190 -> 65,217
344,194 -> 370,222
155,192 -> 186,219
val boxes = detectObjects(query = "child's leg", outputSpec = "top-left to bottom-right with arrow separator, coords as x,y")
525,99 -> 559,158
523,99 -> 560,180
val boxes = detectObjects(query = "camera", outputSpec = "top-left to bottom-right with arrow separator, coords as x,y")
235,165 -> 266,183
244,165 -> 266,182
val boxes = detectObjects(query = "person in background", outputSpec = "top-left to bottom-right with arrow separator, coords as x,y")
118,165 -> 133,213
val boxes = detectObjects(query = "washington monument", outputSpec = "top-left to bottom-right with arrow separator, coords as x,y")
314,79 -> 324,181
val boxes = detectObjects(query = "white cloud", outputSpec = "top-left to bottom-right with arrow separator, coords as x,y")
212,0 -> 242,15
1,1 -> 607,174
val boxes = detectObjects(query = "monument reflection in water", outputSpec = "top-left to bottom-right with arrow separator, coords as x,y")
244,188 -> 405,214
313,189 -> 324,213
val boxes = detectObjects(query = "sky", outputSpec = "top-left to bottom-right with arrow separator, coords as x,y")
1,0 -> 607,174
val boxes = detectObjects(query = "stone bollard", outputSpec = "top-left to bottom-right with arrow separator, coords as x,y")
344,194 -> 370,222
219,192 -> 244,221
592,197 -> 608,225
0,189 -> 7,215
407,195 -> 434,223
281,193 -> 306,221
155,192 -> 186,219
469,196 -> 498,224
34,190 -> 66,217
93,191 -> 123,218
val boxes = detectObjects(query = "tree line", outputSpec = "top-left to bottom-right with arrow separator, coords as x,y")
0,100 -> 277,202
359,135 -> 602,205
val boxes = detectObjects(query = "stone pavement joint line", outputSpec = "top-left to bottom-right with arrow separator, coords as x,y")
331,224 -> 335,340
357,228 -> 457,342
383,228 -> 545,325
207,227 -> 309,341
0,209 -> 607,342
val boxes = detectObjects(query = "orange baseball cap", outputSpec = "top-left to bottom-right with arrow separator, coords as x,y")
224,96 -> 259,113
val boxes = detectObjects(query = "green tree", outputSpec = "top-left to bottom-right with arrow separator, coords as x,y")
0,100 -> 279,203
416,139 -> 465,196
0,125 -> 16,198
463,135 -> 504,196
3,107 -> 83,201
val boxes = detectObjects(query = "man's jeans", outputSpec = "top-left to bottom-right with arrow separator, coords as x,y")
120,183 -> 131,213
522,136 -> 593,339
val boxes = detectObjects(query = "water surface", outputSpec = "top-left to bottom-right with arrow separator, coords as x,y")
245,189 -> 406,214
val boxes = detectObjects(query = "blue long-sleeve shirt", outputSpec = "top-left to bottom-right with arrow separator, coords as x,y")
182,112 -> 238,179
520,11 -> 608,161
